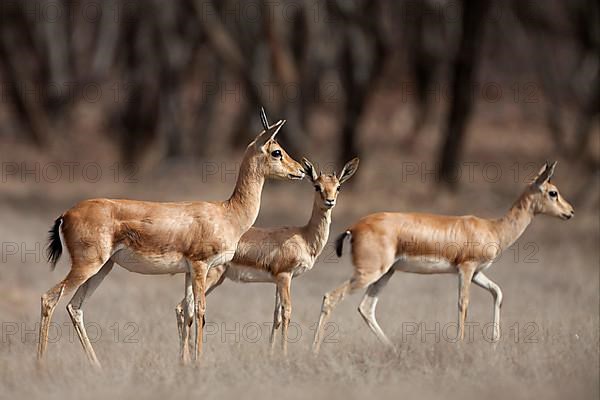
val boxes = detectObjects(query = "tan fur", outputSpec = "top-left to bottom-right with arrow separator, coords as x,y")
38,119 -> 305,367
176,158 -> 359,356
313,162 -> 574,353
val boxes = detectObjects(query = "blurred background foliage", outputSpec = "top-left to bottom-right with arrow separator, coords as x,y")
0,0 -> 598,187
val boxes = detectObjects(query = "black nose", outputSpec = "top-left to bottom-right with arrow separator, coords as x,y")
325,199 -> 335,206
562,211 -> 574,220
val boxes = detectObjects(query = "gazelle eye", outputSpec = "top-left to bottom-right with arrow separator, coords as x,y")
336,186 -> 341,192
314,186 -> 321,192
548,190 -> 558,198
271,150 -> 282,159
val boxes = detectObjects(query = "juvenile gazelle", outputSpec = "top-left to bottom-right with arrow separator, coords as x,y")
313,162 -> 574,353
39,109 -> 306,367
176,157 -> 359,356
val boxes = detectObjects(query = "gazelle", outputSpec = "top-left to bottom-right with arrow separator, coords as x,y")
39,109 -> 306,367
176,157 -> 359,357
313,162 -> 574,353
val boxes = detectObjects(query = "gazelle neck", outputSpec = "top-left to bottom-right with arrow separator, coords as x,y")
303,196 -> 332,258
226,150 -> 265,234
493,191 -> 535,251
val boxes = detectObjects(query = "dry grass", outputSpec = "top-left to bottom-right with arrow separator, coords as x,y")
1,121 -> 598,400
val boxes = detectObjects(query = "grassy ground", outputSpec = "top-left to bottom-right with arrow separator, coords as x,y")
1,118 -> 598,400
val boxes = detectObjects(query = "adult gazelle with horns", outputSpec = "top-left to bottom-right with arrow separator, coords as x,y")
39,109 -> 305,367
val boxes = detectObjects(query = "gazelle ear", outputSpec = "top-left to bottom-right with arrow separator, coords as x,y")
338,157 -> 359,184
533,161 -> 557,188
302,158 -> 319,182
547,161 -> 557,178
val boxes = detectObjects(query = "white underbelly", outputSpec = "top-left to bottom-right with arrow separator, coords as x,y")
394,255 -> 457,274
225,264 -> 274,283
291,264 -> 311,278
206,251 -> 235,269
477,262 -> 493,273
112,247 -> 188,275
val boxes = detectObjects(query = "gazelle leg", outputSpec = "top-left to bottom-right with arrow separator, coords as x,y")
472,272 -> 503,341
312,277 -> 365,354
358,268 -> 395,351
277,273 -> 292,356
176,266 -> 227,364
457,263 -> 477,340
38,262 -> 106,364
269,287 -> 282,354
66,260 -> 114,368
38,281 -> 65,363
175,299 -> 185,361
190,260 -> 209,362
205,264 -> 227,296
175,273 -> 195,364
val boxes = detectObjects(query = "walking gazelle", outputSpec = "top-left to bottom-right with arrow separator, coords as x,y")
176,157 -> 359,357
313,162 -> 574,353
39,109 -> 305,367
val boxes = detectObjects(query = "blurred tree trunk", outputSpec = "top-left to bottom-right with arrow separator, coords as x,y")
401,0 -> 445,149
92,0 -> 122,78
573,0 -> 600,155
41,0 -> 71,109
192,49 -> 221,157
331,0 -> 387,165
438,0 -> 490,187
516,0 -> 599,163
0,5 -> 49,146
118,8 -> 160,165
192,0 -> 262,148
154,0 -> 197,160
408,1 -> 433,143
339,35 -> 359,165
265,0 -> 306,157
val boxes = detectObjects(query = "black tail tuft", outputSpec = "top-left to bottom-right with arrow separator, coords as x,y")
335,230 -> 351,257
47,216 -> 63,270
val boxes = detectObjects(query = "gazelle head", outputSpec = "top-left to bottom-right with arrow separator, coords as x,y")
250,108 -> 305,181
302,158 -> 359,209
528,161 -> 574,220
